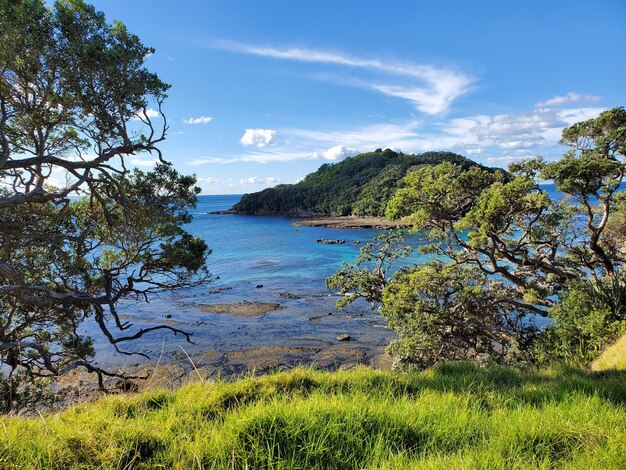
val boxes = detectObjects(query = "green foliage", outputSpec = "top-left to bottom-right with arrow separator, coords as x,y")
1,365 -> 625,468
382,262 -> 536,368
592,332 -> 626,371
329,108 -> 626,368
0,372 -> 53,413
326,231 -> 412,308
233,149 -> 489,216
536,280 -> 626,364
0,0 -> 209,406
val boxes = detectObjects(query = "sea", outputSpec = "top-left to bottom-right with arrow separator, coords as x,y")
89,194 -> 426,370
86,184 -> 593,373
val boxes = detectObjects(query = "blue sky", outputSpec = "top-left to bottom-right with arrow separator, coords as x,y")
90,0 -> 626,194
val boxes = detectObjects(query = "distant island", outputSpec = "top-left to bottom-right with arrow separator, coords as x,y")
225,149 -> 491,223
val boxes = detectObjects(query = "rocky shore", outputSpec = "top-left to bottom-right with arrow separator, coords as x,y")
41,292 -> 395,412
197,302 -> 283,316
293,216 -> 408,229
209,209 -> 409,230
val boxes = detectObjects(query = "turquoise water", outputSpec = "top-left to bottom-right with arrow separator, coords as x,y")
192,195 -> 427,290
89,184 -> 607,369
91,194 -> 426,367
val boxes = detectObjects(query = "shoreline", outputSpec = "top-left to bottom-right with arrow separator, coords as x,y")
50,342 -> 393,411
210,210 -> 408,229
292,216 -> 408,230
47,293 -> 395,411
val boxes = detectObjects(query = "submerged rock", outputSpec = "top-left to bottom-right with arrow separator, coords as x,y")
278,292 -> 301,299
316,239 -> 346,245
197,302 -> 283,317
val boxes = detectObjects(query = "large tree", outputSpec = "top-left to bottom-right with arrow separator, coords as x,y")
0,0 -> 209,406
328,108 -> 626,368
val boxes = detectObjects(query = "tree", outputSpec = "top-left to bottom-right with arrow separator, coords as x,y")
328,108 -> 626,368
0,0 -> 209,408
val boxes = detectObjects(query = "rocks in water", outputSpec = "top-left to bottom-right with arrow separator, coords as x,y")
278,292 -> 301,299
256,284 -> 263,288
197,302 -> 283,317
164,314 -> 172,319
316,239 -> 346,245
208,286 -> 232,294
336,334 -> 351,341
352,240 -> 361,245
308,316 -> 322,322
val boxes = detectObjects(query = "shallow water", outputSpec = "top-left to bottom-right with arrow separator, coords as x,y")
87,184 -> 582,372
88,194 -> 430,370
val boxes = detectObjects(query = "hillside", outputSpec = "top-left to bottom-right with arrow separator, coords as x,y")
2,363 -> 625,469
592,333 -> 626,371
231,149 -> 489,216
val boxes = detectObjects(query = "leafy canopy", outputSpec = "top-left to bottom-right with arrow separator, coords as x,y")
0,0 -> 209,409
329,107 -> 626,368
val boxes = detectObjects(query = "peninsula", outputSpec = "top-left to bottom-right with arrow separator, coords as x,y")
225,149 -> 491,224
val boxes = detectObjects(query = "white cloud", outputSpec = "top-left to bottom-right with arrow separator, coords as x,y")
536,92 -> 601,108
188,156 -> 228,165
557,107 -> 607,125
130,158 -> 158,167
240,176 -> 280,185
487,155 -> 532,163
371,70 -> 471,114
184,116 -> 213,124
186,105 -> 608,168
311,145 -> 359,161
132,108 -> 159,121
216,42 -> 472,114
199,177 -> 223,184
498,141 -> 537,149
240,128 -> 277,147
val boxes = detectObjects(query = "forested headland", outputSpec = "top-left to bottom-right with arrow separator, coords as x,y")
231,149 -> 493,217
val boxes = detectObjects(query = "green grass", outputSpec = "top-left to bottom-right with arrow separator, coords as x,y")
1,362 -> 626,469
592,333 -> 626,371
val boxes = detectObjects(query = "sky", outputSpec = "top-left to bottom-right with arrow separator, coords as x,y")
89,0 -> 626,194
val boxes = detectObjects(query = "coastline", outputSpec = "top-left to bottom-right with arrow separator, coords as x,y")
210,210 -> 409,229
292,216 -> 408,230
52,340 -> 393,410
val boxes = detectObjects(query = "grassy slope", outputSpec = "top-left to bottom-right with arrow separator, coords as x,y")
592,333 -> 626,371
2,363 -> 626,469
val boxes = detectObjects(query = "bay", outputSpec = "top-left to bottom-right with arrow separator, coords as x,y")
89,194 -> 424,371
85,183 -> 589,373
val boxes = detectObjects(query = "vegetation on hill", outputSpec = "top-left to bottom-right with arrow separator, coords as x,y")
232,149 -> 490,216
1,363 -> 625,469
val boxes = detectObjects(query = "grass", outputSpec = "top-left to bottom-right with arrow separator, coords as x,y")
1,362 -> 625,469
592,333 -> 626,371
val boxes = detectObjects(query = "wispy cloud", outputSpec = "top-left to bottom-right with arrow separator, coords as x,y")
240,176 -> 280,185
130,158 -> 158,167
214,41 -> 473,114
536,92 -> 601,108
132,108 -> 160,121
188,97 -> 606,169
199,176 -> 224,184
184,115 -> 213,124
